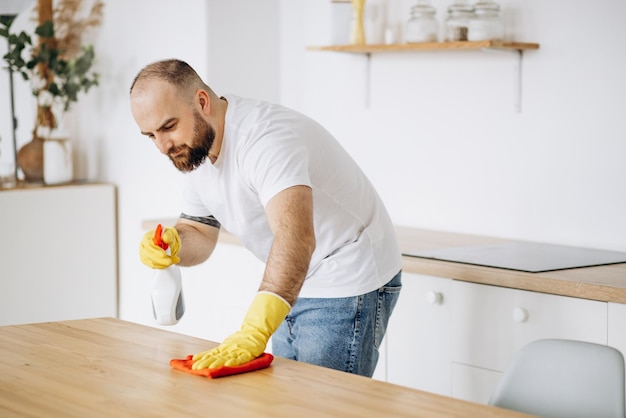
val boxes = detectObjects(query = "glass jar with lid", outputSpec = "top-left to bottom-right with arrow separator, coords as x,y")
468,0 -> 504,41
406,0 -> 439,43
444,0 -> 474,42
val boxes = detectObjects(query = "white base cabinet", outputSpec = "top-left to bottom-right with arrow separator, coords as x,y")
386,273 -> 453,396
450,280 -> 607,404
381,275 -> 610,405
0,184 -> 118,326
608,302 -> 626,367
607,302 -> 626,409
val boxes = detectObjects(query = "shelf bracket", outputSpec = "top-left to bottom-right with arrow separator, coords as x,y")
482,47 -> 524,113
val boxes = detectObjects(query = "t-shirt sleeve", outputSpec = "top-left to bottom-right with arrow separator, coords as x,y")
240,122 -> 312,207
181,173 -> 212,217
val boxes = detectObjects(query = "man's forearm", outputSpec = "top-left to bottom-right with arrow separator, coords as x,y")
174,221 -> 219,266
259,185 -> 316,305
260,230 -> 315,306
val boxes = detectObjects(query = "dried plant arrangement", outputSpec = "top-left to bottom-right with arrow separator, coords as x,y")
0,0 -> 104,182
52,0 -> 104,61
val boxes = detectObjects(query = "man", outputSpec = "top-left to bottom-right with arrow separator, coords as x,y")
130,59 -> 402,377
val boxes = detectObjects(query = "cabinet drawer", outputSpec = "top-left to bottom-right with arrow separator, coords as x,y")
452,363 -> 502,404
451,280 -> 607,372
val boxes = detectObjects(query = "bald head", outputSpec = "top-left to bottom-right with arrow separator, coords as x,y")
130,59 -> 217,103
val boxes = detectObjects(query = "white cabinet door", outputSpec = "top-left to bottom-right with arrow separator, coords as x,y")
451,280 -> 608,404
608,302 -> 626,357
608,302 -> 626,404
608,302 -> 626,356
0,184 -> 118,325
386,273 -> 453,396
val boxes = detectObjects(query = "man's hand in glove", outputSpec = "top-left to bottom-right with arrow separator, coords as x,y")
139,225 -> 181,268
192,291 -> 291,370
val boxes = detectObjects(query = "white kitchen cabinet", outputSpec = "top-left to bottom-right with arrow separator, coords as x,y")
385,273 -> 453,396
0,183 -> 118,325
608,302 -> 626,356
608,302 -> 626,403
451,280 -> 608,404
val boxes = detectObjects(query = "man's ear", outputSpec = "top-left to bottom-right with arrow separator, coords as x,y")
197,89 -> 211,115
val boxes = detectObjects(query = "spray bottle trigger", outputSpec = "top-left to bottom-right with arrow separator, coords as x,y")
153,224 -> 169,251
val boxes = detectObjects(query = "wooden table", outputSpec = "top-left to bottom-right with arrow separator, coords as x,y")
0,318 -> 533,417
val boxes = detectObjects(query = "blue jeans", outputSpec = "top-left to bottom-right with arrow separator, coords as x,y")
272,271 -> 402,377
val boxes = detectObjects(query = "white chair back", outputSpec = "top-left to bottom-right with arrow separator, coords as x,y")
488,339 -> 625,418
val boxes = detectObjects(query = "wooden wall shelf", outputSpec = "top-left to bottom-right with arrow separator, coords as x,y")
307,41 -> 539,54
306,40 -> 539,112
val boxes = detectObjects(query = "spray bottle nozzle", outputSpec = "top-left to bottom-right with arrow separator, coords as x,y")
153,224 -> 169,251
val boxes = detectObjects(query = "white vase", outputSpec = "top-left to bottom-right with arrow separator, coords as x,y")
44,134 -> 73,185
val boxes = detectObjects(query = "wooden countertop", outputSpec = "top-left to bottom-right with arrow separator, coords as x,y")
142,219 -> 626,304
0,180 -> 112,192
0,318 -> 533,417
396,226 -> 626,304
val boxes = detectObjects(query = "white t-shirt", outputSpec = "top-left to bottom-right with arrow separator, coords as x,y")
182,95 -> 401,298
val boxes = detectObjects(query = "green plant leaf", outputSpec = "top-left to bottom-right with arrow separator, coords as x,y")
0,15 -> 16,29
35,20 -> 55,38
49,82 -> 60,96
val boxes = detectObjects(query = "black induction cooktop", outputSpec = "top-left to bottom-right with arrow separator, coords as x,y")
404,242 -> 626,273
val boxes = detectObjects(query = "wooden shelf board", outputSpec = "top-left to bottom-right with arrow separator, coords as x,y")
307,41 -> 539,53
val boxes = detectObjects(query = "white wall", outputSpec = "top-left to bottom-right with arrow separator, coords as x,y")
206,0 -> 280,102
5,1 -> 624,327
279,0 -> 626,253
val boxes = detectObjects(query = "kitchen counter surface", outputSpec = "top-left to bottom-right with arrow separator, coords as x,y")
395,226 -> 626,304
0,318 -> 533,417
143,219 -> 626,304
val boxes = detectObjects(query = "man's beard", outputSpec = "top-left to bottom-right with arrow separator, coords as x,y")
168,111 -> 215,172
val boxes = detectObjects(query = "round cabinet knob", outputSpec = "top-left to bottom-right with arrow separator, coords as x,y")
512,307 -> 529,323
426,291 -> 443,305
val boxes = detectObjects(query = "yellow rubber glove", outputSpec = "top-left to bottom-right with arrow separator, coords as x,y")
139,226 -> 181,268
192,291 -> 291,370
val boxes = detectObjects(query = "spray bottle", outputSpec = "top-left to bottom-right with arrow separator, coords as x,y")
151,224 -> 185,325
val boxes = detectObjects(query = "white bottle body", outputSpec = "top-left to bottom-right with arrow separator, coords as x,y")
151,265 -> 185,325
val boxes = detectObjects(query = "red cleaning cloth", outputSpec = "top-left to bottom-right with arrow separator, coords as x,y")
169,353 -> 274,378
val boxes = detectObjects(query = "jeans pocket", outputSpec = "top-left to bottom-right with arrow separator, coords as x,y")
374,271 -> 402,349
